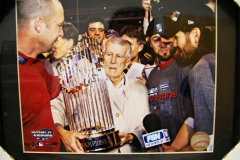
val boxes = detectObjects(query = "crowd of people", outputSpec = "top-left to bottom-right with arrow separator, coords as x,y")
17,0 -> 216,153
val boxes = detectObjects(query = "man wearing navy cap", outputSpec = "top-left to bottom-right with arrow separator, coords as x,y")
162,4 -> 215,152
145,11 -> 194,149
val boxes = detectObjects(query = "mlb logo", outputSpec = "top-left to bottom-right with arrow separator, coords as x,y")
156,23 -> 162,33
36,142 -> 44,146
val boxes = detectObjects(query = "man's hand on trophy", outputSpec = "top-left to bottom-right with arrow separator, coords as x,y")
118,132 -> 134,146
56,126 -> 86,152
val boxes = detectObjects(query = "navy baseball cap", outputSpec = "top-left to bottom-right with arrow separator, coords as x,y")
147,4 -> 215,38
166,4 -> 215,33
105,29 -> 119,38
146,10 -> 178,38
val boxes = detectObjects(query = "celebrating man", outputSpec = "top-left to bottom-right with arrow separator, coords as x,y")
162,4 -> 215,152
145,13 -> 193,147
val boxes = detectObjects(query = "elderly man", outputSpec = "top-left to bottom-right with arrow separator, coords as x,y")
103,37 -> 150,153
17,0 -> 64,152
49,37 -> 150,153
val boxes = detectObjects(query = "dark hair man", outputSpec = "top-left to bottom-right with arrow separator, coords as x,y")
162,4 -> 215,152
52,21 -> 79,60
85,15 -> 106,44
145,12 -> 194,149
50,21 -> 87,152
119,25 -> 145,69
17,0 -> 64,152
84,15 -> 106,63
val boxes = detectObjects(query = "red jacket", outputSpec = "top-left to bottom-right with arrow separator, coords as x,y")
18,52 -> 61,152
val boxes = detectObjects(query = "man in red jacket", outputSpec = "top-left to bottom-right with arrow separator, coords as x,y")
17,0 -> 64,152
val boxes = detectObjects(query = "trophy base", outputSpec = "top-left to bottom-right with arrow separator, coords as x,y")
80,129 -> 121,152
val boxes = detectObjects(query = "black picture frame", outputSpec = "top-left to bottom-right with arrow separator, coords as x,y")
0,0 -> 239,159
1,41 -> 16,55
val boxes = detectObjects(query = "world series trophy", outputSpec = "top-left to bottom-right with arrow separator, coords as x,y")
58,36 -> 121,152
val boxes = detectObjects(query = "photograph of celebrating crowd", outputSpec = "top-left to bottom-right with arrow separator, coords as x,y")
16,0 -> 215,153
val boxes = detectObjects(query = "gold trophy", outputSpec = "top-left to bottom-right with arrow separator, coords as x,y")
59,36 -> 120,152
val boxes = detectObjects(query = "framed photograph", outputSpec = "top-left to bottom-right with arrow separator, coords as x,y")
0,0 -> 239,159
